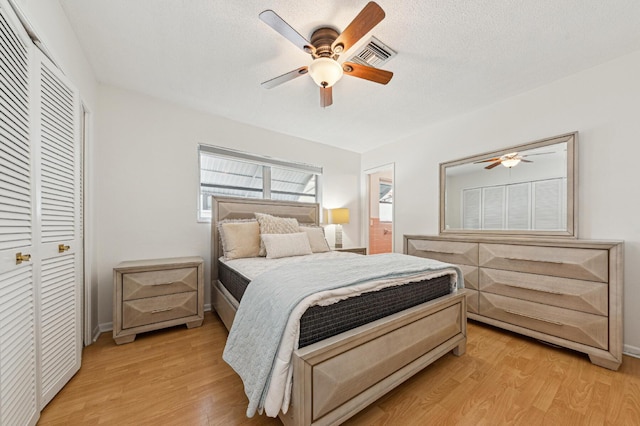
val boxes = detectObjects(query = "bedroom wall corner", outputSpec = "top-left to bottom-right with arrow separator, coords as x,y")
361,48 -> 640,353
94,85 -> 362,329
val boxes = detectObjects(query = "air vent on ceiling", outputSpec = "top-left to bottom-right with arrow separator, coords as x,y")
347,36 -> 396,68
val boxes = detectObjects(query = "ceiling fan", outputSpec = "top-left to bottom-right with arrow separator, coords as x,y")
475,152 -> 552,169
259,2 -> 393,107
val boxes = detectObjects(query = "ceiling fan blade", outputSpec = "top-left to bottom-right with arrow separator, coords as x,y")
261,66 -> 308,89
342,62 -> 392,84
475,157 -> 501,163
320,86 -> 333,107
521,151 -> 554,157
259,10 -> 316,55
485,161 -> 502,170
332,2 -> 385,54
520,159 -> 533,163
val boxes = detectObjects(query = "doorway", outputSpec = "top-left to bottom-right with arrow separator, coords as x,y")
365,164 -> 394,254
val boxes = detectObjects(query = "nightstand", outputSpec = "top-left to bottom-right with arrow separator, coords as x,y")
113,256 -> 204,344
333,247 -> 367,255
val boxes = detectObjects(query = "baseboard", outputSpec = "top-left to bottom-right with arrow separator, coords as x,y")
204,303 -> 211,312
99,321 -> 113,333
624,344 -> 640,359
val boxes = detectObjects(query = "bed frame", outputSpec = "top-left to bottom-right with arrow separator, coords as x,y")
210,196 -> 467,426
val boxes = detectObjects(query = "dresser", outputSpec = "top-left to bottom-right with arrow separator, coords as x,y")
404,235 -> 623,370
113,257 -> 204,344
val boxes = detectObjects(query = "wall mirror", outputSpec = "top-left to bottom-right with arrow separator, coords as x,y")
440,132 -> 577,238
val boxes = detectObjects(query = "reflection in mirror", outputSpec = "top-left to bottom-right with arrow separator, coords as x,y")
440,133 -> 577,237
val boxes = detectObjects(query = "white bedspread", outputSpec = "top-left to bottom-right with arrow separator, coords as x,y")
221,253 -> 463,418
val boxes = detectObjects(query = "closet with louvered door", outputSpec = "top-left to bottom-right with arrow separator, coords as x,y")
0,1 -> 38,424
35,49 -> 82,409
0,1 -> 82,423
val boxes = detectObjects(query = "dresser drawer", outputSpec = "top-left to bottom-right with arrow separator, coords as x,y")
122,267 -> 198,300
479,293 -> 608,349
479,244 -> 608,282
479,268 -> 608,315
123,292 -> 197,329
464,288 -> 479,314
458,264 -> 478,290
406,240 -> 478,266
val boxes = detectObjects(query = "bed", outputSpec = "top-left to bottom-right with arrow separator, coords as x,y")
210,196 -> 467,426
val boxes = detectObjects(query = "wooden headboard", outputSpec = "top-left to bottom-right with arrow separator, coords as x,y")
211,196 -> 320,280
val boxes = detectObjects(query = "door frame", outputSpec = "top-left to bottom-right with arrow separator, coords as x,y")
363,163 -> 395,254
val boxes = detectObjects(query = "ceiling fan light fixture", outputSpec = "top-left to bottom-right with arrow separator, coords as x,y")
499,153 -> 521,168
308,57 -> 343,88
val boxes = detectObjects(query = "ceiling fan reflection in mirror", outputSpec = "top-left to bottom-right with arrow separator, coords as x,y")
259,2 -> 394,107
475,151 -> 553,169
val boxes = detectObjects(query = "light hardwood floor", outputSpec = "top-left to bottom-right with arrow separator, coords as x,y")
39,312 -> 640,425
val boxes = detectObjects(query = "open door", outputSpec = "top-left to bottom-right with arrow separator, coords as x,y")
365,165 -> 394,254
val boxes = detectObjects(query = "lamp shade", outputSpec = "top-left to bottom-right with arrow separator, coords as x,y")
329,208 -> 350,224
308,57 -> 344,88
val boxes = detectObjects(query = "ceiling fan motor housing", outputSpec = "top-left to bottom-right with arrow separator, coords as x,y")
310,27 -> 340,58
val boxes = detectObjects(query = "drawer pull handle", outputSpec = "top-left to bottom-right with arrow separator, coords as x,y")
504,309 -> 563,326
428,250 -> 459,255
150,307 -> 174,314
503,256 -> 564,265
152,281 -> 174,286
503,283 -> 564,295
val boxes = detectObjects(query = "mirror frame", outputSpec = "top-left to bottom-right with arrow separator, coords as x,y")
439,132 -> 578,238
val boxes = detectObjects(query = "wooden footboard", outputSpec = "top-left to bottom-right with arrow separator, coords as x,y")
212,281 -> 467,426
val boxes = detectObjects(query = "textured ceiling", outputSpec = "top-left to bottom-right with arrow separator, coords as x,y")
59,0 -> 640,153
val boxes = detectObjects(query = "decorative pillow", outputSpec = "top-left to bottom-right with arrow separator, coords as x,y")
217,219 -> 261,260
254,212 -> 300,256
300,225 -> 330,253
261,232 -> 312,259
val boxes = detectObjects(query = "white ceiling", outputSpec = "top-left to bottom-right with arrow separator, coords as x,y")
58,0 -> 640,153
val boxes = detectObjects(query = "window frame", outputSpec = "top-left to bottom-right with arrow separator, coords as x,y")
197,144 -> 323,222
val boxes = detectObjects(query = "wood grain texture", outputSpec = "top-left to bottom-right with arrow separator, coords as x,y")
113,257 -> 204,344
38,313 -> 640,425
405,235 -> 624,370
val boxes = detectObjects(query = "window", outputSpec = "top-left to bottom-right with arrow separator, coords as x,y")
379,181 -> 393,222
198,145 -> 322,221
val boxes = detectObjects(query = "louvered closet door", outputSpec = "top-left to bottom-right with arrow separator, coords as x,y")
0,1 -> 39,425
35,53 -> 82,408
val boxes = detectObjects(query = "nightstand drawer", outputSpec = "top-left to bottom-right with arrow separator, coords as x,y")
479,292 -> 608,350
122,267 -> 198,300
479,243 -> 608,282
334,247 -> 367,255
123,292 -> 197,329
479,268 -> 608,315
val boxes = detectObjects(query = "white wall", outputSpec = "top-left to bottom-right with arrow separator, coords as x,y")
94,85 -> 362,327
362,49 -> 640,355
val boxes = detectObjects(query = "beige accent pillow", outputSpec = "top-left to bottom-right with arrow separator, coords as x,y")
254,212 -> 300,256
300,226 -> 330,253
261,232 -> 312,259
218,220 -> 261,260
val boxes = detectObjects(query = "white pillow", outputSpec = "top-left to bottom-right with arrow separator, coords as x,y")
261,232 -> 312,259
300,226 -> 330,253
254,212 -> 300,256
218,220 -> 261,260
